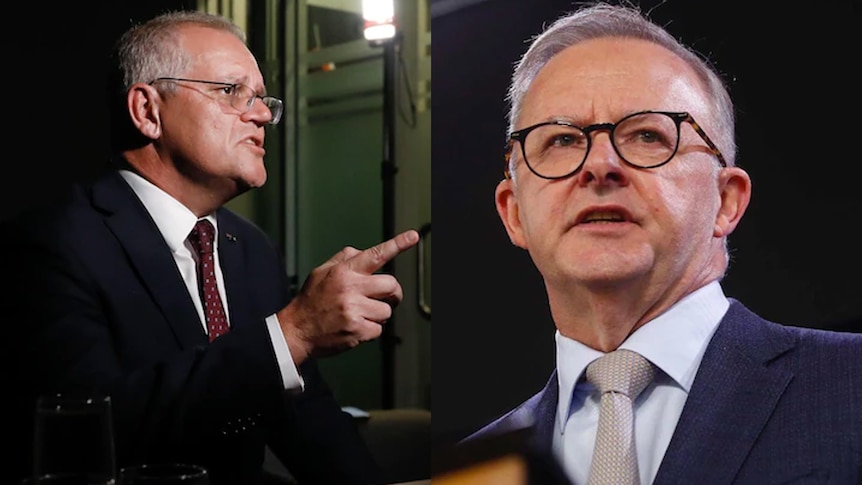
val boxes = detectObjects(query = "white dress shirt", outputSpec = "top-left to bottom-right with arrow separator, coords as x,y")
119,170 -> 304,391
553,280 -> 729,485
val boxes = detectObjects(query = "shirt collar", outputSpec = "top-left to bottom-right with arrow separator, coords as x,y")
119,169 -> 218,252
555,280 -> 729,430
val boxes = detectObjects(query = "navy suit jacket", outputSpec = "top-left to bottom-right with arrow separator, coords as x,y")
0,171 -> 383,485
466,300 -> 862,484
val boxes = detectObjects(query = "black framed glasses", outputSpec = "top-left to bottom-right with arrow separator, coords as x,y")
504,110 -> 726,180
149,77 -> 283,125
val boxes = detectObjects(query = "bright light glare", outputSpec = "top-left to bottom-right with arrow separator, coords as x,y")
362,0 -> 393,22
362,0 -> 396,41
364,23 -> 396,41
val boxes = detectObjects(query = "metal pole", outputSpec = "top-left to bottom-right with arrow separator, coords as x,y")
380,36 -> 398,410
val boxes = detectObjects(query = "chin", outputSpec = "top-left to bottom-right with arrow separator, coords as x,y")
239,166 -> 268,189
555,247 -> 651,284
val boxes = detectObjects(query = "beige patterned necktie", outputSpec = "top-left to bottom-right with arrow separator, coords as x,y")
585,349 -> 655,485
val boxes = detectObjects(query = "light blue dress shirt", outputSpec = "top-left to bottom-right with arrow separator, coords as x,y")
553,280 -> 729,485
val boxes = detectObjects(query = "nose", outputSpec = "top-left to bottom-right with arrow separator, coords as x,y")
573,130 -> 629,188
242,96 -> 274,126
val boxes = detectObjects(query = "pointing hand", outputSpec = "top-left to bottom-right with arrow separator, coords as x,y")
277,230 -> 420,364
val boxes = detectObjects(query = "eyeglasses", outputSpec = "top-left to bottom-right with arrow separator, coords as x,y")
149,77 -> 283,125
504,111 -> 726,180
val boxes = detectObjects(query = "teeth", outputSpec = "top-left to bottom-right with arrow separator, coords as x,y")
583,211 -> 625,223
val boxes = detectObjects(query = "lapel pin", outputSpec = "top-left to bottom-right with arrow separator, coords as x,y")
225,233 -> 237,242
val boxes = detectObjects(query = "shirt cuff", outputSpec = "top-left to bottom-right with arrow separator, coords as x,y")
265,313 -> 305,392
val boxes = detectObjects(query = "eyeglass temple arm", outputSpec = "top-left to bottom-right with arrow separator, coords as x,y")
684,115 -> 727,167
503,140 -> 515,179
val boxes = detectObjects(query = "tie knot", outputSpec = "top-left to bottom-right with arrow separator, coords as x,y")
188,219 -> 216,256
586,349 -> 655,399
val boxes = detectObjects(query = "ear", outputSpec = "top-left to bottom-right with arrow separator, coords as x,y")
127,83 -> 163,140
495,179 -> 528,249
714,166 -> 752,237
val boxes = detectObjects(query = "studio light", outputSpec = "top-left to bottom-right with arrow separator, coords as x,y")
362,0 -> 396,42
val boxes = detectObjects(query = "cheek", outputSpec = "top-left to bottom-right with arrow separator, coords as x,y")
195,103 -> 232,140
199,123 -> 237,162
649,173 -> 719,244
519,183 -> 568,236
660,186 -> 693,221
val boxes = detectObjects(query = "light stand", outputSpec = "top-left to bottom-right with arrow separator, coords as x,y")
363,0 -> 399,410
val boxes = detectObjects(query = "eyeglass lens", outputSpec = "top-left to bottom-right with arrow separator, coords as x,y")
231,85 -> 283,124
521,112 -> 680,178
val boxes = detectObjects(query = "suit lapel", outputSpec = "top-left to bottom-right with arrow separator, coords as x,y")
92,172 -> 207,348
528,371 -> 559,455
653,301 -> 796,484
214,211 -> 251,329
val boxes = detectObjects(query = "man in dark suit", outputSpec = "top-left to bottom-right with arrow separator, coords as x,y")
1,10 -> 417,485
462,3 -> 862,484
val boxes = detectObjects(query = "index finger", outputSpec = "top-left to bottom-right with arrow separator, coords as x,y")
347,229 -> 420,274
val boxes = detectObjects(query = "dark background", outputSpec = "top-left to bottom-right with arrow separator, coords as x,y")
5,0 -> 194,222
431,0 -> 862,449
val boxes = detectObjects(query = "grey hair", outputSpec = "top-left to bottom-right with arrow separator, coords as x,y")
506,2 -> 736,176
115,10 -> 247,94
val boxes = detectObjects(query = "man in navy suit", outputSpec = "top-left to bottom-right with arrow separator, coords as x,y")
1,10 -> 417,485
463,3 -> 862,484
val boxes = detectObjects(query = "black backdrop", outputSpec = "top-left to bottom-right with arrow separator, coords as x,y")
431,0 -> 862,448
5,0 -> 193,223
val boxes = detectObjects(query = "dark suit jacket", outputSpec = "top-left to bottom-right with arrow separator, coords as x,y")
466,300 -> 862,484
0,171 -> 383,485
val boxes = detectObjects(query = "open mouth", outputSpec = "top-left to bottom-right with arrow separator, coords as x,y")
580,210 -> 628,223
244,137 -> 263,147
577,206 -> 634,225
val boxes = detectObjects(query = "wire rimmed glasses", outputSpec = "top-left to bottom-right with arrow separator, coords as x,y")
149,77 -> 283,125
504,110 -> 726,180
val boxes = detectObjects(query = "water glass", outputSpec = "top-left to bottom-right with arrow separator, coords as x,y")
119,464 -> 209,484
32,394 -> 116,485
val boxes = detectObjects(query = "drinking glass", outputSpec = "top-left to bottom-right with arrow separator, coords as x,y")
19,476 -> 110,484
119,464 -> 209,485
31,394 -> 116,485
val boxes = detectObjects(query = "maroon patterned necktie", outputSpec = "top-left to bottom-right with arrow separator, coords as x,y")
187,219 -> 229,342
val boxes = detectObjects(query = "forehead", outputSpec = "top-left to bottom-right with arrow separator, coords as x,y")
177,25 -> 261,82
519,37 -> 711,126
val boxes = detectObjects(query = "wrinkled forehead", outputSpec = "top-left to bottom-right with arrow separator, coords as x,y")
519,37 -> 712,126
177,25 -> 263,84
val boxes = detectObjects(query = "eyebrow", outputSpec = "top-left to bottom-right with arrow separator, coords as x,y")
223,75 -> 267,96
538,109 -> 659,126
547,115 -> 578,124
246,81 -> 268,97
